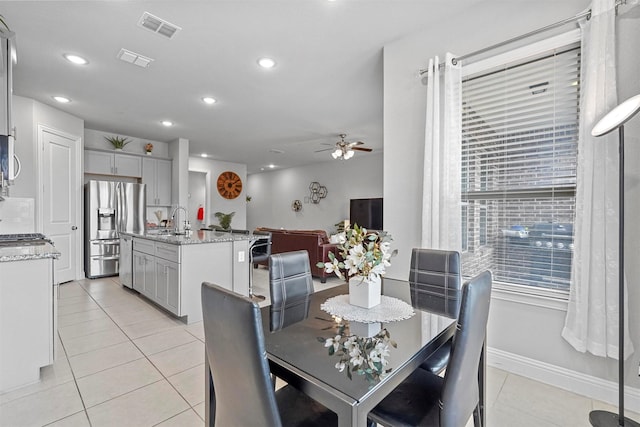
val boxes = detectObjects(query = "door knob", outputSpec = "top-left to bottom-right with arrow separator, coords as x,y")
71,226 -> 78,230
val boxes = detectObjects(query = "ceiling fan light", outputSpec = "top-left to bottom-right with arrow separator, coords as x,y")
331,151 -> 341,159
344,150 -> 355,159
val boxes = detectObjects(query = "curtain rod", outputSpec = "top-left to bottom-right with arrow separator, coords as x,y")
419,0 -> 625,75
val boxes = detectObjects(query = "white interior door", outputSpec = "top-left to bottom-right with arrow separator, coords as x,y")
40,127 -> 80,284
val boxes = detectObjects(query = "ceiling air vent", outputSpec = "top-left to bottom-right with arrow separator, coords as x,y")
117,48 -> 154,68
138,12 -> 181,39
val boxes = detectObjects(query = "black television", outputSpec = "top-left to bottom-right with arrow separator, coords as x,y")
350,198 -> 383,230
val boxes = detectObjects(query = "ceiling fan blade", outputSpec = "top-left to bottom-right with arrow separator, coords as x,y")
346,141 -> 365,147
352,147 -> 373,152
314,147 -> 336,153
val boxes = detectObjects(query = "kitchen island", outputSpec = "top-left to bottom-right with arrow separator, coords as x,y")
121,229 -> 254,324
0,239 -> 60,393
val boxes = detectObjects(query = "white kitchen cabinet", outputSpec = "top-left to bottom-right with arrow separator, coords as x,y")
155,258 -> 180,313
132,238 -> 156,299
0,258 -> 55,392
133,250 -> 155,298
85,149 -> 142,177
142,157 -> 172,206
132,238 -> 181,315
154,241 -> 180,313
129,235 -> 249,323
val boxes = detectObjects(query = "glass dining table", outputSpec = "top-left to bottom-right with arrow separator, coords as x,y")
257,277 -> 487,427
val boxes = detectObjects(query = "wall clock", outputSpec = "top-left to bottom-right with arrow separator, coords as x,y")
217,171 -> 243,199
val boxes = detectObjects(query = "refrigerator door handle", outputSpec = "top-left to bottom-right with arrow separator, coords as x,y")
115,182 -> 122,233
92,240 -> 120,245
91,256 -> 120,261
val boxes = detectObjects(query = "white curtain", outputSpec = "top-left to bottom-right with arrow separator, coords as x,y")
421,52 -> 462,251
420,53 -> 462,337
562,0 -> 634,359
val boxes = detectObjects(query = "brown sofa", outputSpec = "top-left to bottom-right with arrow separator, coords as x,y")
254,228 -> 342,283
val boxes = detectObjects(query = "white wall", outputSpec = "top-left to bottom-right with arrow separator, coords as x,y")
10,96 -> 36,198
247,153 -> 383,233
383,0 -> 640,407
11,96 -> 84,200
189,157 -> 247,229
10,95 -> 84,209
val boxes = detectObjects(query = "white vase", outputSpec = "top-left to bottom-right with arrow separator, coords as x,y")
146,151 -> 152,155
349,321 -> 381,338
349,275 -> 381,309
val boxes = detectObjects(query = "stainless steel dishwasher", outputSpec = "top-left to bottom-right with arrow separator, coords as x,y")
119,234 -> 134,288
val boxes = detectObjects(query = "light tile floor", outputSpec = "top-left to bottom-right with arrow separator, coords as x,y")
1,268 -> 638,426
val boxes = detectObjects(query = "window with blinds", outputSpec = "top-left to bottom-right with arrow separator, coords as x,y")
460,42 -> 580,292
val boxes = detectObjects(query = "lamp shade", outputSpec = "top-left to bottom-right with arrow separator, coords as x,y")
592,94 -> 640,137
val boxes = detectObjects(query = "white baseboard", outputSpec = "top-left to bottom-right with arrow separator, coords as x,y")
487,347 -> 640,413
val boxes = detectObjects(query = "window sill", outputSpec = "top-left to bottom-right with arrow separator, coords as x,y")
491,282 -> 569,311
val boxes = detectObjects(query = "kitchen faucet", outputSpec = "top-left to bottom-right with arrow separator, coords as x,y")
170,206 -> 190,235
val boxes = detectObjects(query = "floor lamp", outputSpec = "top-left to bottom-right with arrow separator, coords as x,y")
589,93 -> 640,427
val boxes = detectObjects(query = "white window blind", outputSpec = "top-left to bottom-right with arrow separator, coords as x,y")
461,43 -> 580,291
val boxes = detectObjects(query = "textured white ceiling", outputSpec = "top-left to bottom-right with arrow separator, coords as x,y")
1,1 -> 499,173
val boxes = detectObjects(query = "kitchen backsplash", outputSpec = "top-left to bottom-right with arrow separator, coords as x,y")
0,197 -> 35,234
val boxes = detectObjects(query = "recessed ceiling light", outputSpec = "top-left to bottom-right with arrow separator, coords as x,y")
202,97 -> 216,105
201,153 -> 208,158
63,54 -> 88,65
161,120 -> 173,127
53,96 -> 70,103
268,164 -> 276,169
258,57 -> 276,69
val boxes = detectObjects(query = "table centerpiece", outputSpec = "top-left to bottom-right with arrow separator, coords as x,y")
318,224 -> 395,308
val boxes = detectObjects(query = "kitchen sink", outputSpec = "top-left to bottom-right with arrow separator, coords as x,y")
145,228 -> 174,236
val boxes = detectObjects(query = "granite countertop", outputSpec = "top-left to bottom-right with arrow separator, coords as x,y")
121,229 -> 259,246
0,242 -> 61,262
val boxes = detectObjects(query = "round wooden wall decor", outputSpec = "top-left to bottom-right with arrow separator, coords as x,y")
217,171 -> 243,199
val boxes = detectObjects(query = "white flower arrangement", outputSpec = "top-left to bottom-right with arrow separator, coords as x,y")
317,224 -> 395,281
321,323 -> 397,383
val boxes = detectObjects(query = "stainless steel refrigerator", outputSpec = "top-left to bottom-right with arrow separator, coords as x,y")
85,180 -> 146,278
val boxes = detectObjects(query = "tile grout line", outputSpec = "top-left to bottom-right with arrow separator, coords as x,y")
79,278 -> 201,424
47,328 -> 93,427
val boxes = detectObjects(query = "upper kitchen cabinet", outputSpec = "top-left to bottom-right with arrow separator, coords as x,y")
85,149 -> 142,178
143,157 -> 172,206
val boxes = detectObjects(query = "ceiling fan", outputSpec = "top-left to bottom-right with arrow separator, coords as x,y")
315,134 -> 373,160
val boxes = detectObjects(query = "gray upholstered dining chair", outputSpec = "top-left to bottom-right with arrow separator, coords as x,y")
269,293 -> 311,332
201,282 -> 337,427
409,248 -> 462,375
268,250 -> 314,310
368,270 -> 492,427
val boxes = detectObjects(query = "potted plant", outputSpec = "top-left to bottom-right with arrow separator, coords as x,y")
105,136 -> 131,151
318,224 -> 395,308
144,143 -> 154,155
214,211 -> 235,231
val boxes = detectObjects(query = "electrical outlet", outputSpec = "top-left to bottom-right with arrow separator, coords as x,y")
238,251 -> 245,262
